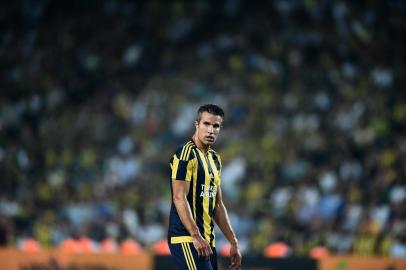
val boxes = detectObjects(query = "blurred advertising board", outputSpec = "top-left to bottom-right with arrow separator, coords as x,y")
0,248 -> 152,270
319,256 -> 406,270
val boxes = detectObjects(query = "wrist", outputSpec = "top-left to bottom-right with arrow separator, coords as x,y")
190,230 -> 201,238
230,239 -> 238,246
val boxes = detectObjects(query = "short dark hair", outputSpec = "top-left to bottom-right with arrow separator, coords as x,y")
197,104 -> 225,121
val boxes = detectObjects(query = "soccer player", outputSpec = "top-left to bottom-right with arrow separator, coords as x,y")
168,104 -> 242,270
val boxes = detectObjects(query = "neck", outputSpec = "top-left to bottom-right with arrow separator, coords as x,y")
192,133 -> 209,153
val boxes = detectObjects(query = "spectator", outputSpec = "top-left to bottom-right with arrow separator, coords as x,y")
0,0 -> 404,258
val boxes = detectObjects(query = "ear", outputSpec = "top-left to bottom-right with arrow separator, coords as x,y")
194,120 -> 199,128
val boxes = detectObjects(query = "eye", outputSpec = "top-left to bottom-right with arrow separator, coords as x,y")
213,124 -> 220,129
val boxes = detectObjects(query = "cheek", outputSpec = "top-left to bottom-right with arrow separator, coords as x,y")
198,127 -> 206,134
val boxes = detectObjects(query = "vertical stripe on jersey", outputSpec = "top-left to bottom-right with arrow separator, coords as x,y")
180,142 -> 193,160
171,157 -> 180,179
208,153 -> 220,202
205,153 -> 215,247
196,149 -> 212,243
185,160 -> 193,180
184,144 -> 193,160
194,150 -> 207,240
192,149 -> 197,220
208,152 -> 220,246
211,152 -> 222,178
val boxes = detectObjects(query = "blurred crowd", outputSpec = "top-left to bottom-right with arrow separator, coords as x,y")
0,0 -> 405,258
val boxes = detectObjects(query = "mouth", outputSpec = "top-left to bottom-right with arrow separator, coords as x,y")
206,136 -> 215,142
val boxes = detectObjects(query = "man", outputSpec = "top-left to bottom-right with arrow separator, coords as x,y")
168,104 -> 242,270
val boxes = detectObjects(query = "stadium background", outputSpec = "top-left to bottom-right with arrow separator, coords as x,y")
0,0 -> 405,269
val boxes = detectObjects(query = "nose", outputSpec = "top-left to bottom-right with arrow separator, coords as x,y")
207,125 -> 214,133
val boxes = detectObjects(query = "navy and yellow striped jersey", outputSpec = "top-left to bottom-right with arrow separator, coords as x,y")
168,139 -> 222,247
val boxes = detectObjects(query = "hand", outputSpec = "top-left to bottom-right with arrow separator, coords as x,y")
229,243 -> 242,270
192,234 -> 213,258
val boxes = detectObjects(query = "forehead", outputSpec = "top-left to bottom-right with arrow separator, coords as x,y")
199,112 -> 223,124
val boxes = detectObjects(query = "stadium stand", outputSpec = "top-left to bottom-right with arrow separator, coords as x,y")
0,0 -> 405,258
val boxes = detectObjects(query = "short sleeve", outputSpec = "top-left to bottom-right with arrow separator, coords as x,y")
171,155 -> 194,181
170,143 -> 195,181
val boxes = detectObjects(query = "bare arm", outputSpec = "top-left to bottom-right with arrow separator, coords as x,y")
214,186 -> 242,269
172,179 -> 213,257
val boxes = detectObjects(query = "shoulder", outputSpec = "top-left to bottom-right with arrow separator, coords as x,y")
209,149 -> 221,161
174,140 -> 196,161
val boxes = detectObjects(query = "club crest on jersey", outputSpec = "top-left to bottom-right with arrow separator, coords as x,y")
209,171 -> 214,179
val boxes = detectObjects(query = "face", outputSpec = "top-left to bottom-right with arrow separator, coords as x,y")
194,111 -> 223,147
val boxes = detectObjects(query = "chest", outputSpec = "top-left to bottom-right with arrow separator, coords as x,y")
193,149 -> 221,187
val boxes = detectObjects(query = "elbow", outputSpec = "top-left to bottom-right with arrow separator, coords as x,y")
214,203 -> 223,215
173,193 -> 185,203
216,202 -> 225,211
